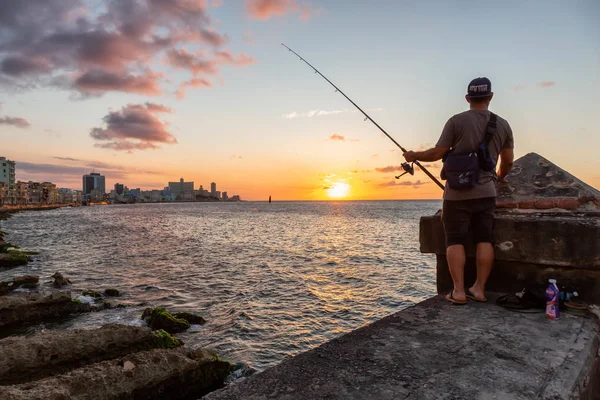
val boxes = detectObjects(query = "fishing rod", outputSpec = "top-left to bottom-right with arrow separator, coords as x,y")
281,43 -> 445,191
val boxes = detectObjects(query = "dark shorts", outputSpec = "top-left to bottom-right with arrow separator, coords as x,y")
442,197 -> 496,247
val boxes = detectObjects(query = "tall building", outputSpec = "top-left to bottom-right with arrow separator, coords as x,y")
83,172 -> 106,198
222,191 -> 228,201
0,157 -> 16,189
115,183 -> 124,195
210,182 -> 216,197
168,178 -> 194,201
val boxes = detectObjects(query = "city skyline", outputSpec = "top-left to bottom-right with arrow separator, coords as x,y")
1,1 -> 599,200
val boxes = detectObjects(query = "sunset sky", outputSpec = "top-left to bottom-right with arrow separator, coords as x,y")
1,0 -> 598,200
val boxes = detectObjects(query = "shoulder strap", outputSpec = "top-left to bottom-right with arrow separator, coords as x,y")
483,112 -> 497,146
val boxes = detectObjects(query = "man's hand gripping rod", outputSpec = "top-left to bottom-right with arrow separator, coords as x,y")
281,43 -> 445,191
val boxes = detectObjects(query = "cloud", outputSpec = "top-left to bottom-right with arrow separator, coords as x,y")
0,0 -> 250,98
282,108 -> 383,119
167,49 -> 219,75
375,165 -> 403,173
74,69 -> 163,96
514,81 -> 556,92
90,103 -> 177,152
16,162 -> 102,177
378,180 -> 426,188
54,157 -> 81,162
0,116 -> 31,128
0,56 -> 52,77
176,78 -> 212,99
245,0 -> 322,21
215,51 -> 256,66
282,109 -> 349,119
330,134 -> 345,141
230,154 -> 243,159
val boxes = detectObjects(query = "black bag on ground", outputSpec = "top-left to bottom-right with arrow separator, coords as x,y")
441,113 -> 498,190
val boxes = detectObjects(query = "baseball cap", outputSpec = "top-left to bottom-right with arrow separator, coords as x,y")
466,77 -> 493,98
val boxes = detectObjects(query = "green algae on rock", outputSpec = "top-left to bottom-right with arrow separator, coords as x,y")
142,307 -> 191,333
152,329 -> 183,349
0,250 -> 29,270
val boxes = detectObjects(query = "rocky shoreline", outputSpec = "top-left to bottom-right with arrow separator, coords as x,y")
0,208 -> 237,399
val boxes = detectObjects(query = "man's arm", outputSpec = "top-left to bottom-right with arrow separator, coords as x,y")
403,146 -> 449,163
497,147 -> 514,181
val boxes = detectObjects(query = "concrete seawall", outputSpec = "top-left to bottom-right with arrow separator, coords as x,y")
207,295 -> 599,399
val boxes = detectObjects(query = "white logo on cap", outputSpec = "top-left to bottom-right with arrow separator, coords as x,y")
470,84 -> 488,92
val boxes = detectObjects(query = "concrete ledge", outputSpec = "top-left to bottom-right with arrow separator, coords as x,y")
206,295 -> 599,400
420,211 -> 600,268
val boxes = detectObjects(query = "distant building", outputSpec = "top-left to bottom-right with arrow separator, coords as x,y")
83,172 -> 105,199
0,157 -> 16,190
222,191 -> 228,201
231,195 -> 241,202
210,182 -> 216,197
115,183 -> 124,195
168,178 -> 194,201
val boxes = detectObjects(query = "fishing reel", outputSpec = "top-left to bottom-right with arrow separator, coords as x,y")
395,162 -> 415,179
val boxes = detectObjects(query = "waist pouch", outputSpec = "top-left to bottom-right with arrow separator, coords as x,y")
441,151 -> 479,189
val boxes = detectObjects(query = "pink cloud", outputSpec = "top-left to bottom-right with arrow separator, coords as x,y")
330,134 -> 345,141
0,116 -> 31,128
0,0 -> 248,98
74,69 -> 163,96
539,81 -> 556,88
245,0 -> 321,21
90,103 -> 177,152
176,78 -> 212,99
167,49 -> 219,75
215,51 -> 257,66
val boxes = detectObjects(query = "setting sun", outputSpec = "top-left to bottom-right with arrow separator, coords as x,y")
327,182 -> 350,198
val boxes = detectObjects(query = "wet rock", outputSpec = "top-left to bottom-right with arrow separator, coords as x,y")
0,275 -> 39,295
2,348 -> 233,400
122,360 -> 136,372
0,290 -> 91,328
81,289 -> 103,299
51,272 -> 71,288
173,311 -> 206,325
142,307 -> 190,334
0,251 -> 28,270
152,329 -> 183,348
0,325 -> 156,385
104,287 -> 120,297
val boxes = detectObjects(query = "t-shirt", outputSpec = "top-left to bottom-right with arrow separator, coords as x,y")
436,110 -> 514,201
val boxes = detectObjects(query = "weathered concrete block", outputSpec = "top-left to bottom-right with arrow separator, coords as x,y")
496,152 -> 600,211
420,152 -> 600,302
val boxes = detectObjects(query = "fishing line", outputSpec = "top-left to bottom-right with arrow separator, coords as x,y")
281,43 -> 445,190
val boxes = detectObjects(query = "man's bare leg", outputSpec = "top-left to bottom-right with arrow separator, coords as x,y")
469,242 -> 494,300
447,244 -> 466,301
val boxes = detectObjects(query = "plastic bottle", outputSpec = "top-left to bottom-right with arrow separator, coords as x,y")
546,279 -> 560,320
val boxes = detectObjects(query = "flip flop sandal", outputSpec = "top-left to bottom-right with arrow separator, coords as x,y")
446,291 -> 467,305
466,288 -> 488,303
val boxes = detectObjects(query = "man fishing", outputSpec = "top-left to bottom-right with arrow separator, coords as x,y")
403,77 -> 514,305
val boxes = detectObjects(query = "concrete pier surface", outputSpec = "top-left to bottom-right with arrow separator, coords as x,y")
207,294 -> 599,400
